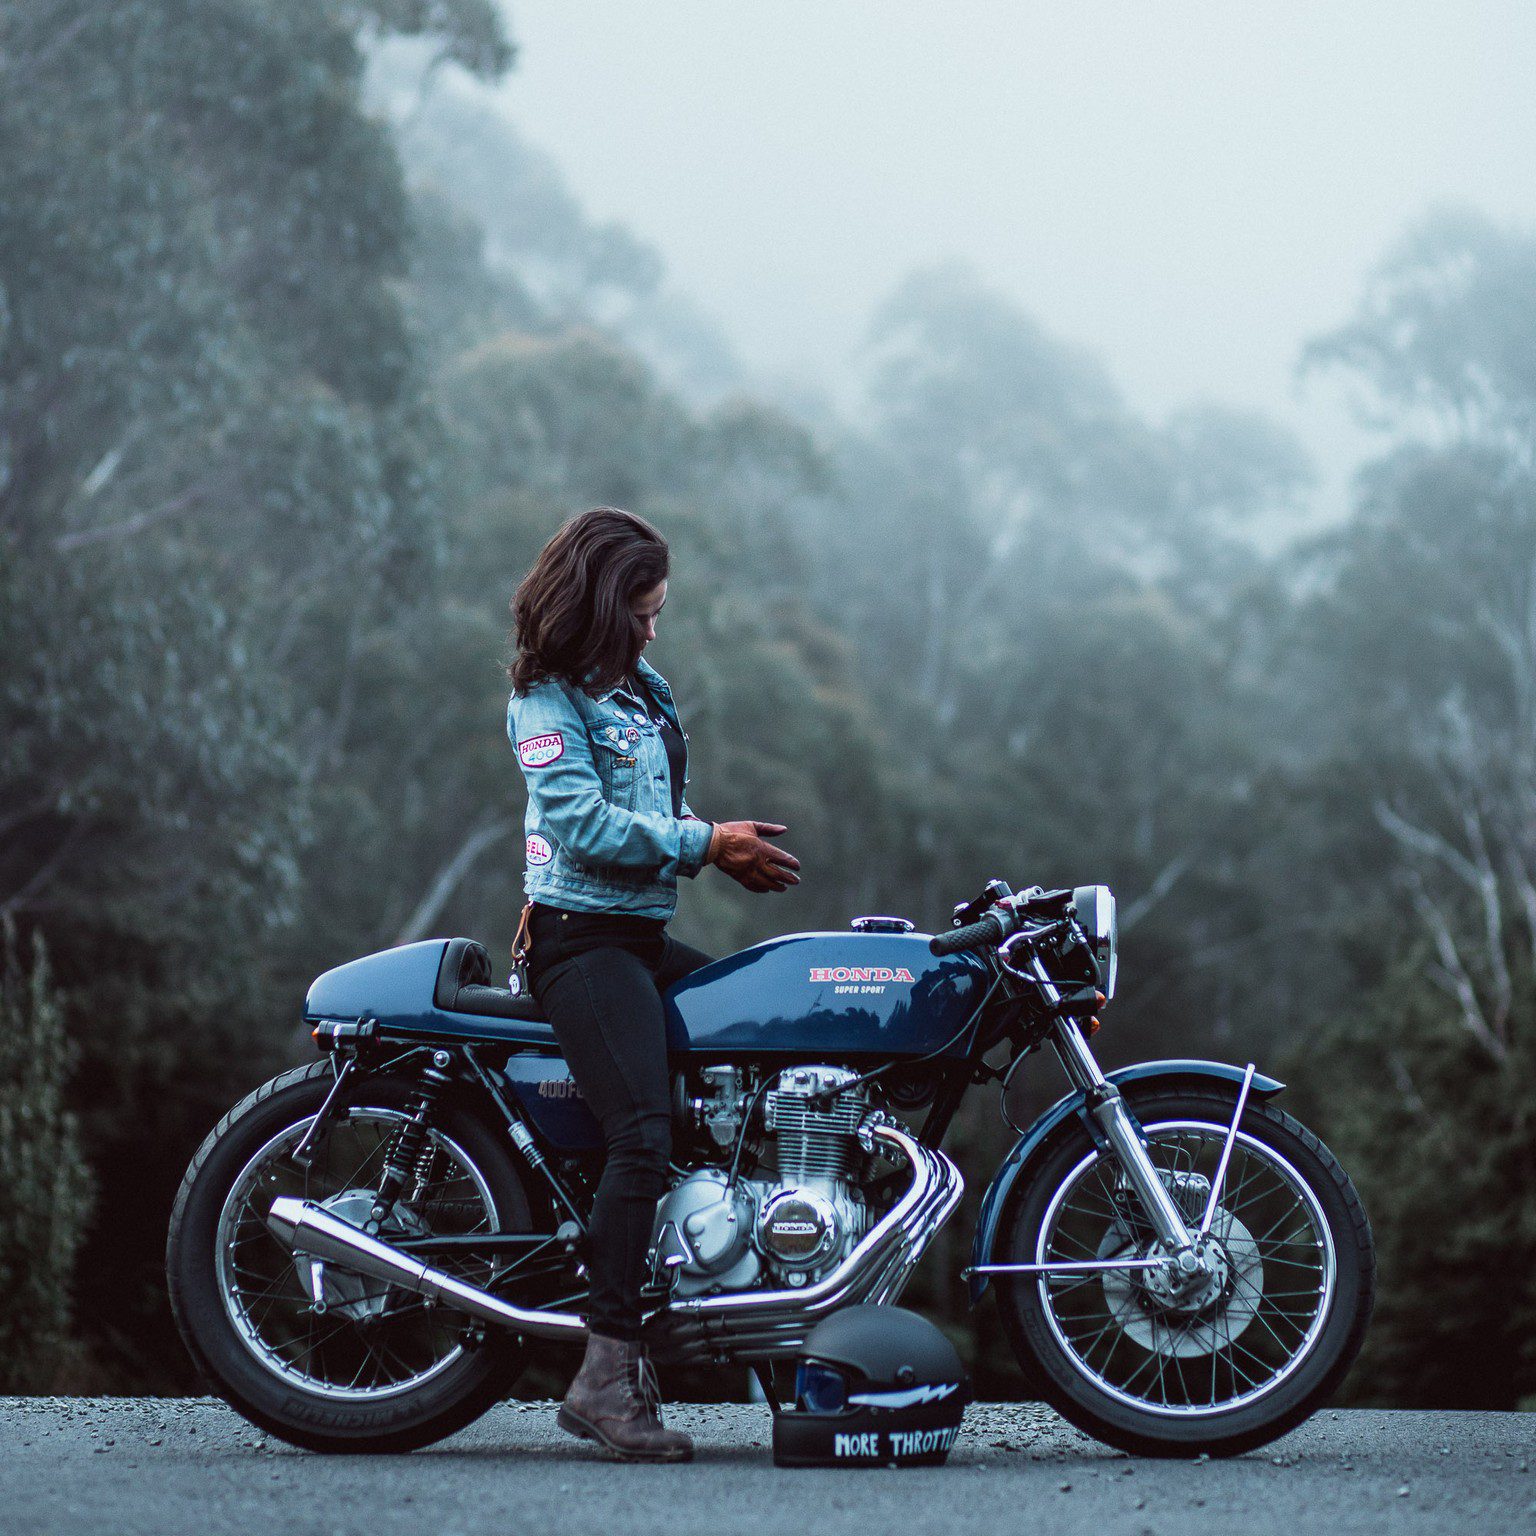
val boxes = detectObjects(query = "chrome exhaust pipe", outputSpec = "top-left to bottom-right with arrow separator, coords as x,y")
648,1121 -> 964,1362
265,1196 -> 587,1341
263,1120 -> 960,1359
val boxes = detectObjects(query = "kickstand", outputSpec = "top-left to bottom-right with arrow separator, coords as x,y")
751,1362 -> 787,1416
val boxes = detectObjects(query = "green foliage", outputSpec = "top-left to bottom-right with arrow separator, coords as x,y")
3,0 -> 1532,1409
0,920 -> 94,1392
0,0 -> 511,1389
1306,946 -> 1536,1407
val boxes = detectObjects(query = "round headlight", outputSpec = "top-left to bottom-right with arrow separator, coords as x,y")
1071,884 -> 1117,999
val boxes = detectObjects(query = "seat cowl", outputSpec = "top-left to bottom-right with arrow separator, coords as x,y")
434,937 -> 548,1022
305,938 -> 556,1047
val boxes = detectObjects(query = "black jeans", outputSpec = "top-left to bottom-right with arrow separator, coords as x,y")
526,901 -> 714,1342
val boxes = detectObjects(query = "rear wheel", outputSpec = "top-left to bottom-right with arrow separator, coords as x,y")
994,1088 -> 1374,1457
167,1062 -> 533,1452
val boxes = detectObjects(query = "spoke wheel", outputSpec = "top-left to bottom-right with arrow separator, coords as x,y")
1035,1122 -> 1332,1415
994,1087 -> 1374,1458
216,1108 -> 503,1400
168,1062 -> 536,1453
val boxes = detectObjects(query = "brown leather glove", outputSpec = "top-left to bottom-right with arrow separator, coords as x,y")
705,821 -> 801,893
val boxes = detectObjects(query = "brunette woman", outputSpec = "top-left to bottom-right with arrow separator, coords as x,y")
506,506 -> 800,1460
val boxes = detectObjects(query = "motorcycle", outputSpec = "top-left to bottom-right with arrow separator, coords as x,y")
166,879 -> 1374,1457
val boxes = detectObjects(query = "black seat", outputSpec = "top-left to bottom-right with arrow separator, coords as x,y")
434,937 -> 547,1023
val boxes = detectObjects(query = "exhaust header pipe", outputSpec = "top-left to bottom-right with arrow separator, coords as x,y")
264,1120 -> 961,1360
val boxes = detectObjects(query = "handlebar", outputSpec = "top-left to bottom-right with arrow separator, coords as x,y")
929,885 -> 1077,957
929,913 -> 1005,956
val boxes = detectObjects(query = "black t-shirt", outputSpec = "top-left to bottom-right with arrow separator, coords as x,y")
630,671 -> 685,819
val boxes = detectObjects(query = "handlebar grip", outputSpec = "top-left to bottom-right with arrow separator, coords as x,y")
929,914 -> 1004,956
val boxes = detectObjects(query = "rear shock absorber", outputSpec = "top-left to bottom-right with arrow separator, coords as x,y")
369,1054 -> 452,1227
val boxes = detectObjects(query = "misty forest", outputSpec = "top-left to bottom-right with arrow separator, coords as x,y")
2,2 -> 1534,1409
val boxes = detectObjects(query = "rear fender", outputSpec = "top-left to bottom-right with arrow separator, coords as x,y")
966,1058 -> 1285,1303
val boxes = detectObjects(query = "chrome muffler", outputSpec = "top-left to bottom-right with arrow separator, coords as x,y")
265,1196 -> 587,1340
264,1120 -> 961,1358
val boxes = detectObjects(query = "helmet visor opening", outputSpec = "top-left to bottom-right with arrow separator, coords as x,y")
794,1359 -> 850,1414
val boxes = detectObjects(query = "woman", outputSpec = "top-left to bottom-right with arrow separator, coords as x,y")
506,506 -> 800,1462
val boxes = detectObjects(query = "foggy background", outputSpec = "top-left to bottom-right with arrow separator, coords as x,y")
3,1 -> 1533,1409
495,1 -> 1536,516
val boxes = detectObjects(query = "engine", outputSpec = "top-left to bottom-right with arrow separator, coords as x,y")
651,1065 -> 876,1298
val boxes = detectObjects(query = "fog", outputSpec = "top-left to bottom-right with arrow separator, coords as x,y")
4,1 -> 1534,1410
495,0 -> 1536,515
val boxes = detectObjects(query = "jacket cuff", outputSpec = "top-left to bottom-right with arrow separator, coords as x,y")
677,816 -> 713,880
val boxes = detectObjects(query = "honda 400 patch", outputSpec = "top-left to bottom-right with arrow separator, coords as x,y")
526,834 -> 552,865
518,732 -> 564,768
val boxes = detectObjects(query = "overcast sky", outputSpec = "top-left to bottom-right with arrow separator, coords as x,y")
489,2 -> 1536,508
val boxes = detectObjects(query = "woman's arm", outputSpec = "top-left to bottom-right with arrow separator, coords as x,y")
508,687 -> 714,878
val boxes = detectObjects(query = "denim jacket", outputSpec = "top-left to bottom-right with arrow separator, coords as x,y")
506,654 -> 713,919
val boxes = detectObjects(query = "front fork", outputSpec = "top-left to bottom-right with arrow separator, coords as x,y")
1050,1014 -> 1200,1262
984,952 -> 1254,1289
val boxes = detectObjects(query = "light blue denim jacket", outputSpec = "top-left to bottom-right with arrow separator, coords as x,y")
506,654 -> 713,918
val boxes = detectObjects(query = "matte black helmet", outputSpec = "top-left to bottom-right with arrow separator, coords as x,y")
772,1304 -> 970,1467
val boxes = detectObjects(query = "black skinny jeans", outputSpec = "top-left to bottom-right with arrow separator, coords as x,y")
526,902 -> 714,1342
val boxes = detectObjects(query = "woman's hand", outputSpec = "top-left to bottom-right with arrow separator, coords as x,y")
705,821 -> 801,893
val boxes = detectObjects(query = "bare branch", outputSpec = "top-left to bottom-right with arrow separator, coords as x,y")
1405,870 -> 1508,1066
1387,1051 -> 1430,1121
1120,849 -> 1195,934
1373,799 -> 1482,890
0,819 -> 90,919
52,481 -> 210,553
392,819 -> 515,947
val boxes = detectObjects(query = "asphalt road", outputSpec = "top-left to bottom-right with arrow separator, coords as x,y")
2,1398 -> 1533,1536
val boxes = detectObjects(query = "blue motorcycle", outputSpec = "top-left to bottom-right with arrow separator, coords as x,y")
166,880 -> 1374,1456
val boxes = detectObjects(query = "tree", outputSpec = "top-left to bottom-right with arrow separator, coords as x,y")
0,920 -> 94,1391
1283,208 -> 1536,1405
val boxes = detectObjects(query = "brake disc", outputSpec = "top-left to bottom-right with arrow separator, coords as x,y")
1097,1212 -> 1264,1358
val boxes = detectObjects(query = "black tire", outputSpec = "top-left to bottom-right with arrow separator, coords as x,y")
167,1061 -> 534,1453
993,1087 -> 1374,1458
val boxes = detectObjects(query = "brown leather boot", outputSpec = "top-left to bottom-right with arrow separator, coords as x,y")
557,1331 -> 694,1463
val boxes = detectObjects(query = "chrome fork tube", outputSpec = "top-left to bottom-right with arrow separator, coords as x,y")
1087,1090 -> 1196,1255
1040,956 -> 1196,1257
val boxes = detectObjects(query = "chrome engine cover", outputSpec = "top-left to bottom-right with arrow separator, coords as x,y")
652,1065 -> 875,1297
650,1168 -> 761,1298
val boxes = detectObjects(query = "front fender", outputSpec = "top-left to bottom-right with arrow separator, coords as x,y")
966,1058 -> 1285,1303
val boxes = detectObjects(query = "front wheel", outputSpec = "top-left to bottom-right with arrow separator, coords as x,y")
167,1061 -> 534,1452
994,1087 -> 1374,1457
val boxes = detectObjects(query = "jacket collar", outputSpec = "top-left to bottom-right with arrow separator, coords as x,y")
583,653 -> 672,705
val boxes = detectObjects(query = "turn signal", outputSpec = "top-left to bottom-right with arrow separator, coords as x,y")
1087,1017 -> 1101,1037
1095,991 -> 1106,1009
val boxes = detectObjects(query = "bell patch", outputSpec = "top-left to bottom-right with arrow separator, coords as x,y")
526,834 -> 552,865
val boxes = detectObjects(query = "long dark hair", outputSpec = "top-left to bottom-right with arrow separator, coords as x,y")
508,507 -> 669,696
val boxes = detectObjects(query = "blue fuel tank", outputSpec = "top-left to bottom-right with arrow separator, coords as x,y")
664,931 -> 988,1059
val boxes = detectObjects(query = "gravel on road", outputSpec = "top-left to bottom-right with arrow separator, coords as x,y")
2,1398 -> 1533,1536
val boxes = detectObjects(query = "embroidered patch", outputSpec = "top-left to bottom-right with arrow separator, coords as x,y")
518,732 -> 564,768
526,834 -> 552,865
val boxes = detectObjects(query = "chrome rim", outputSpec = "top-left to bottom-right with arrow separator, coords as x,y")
215,1106 -> 501,1400
1028,1119 -> 1335,1418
